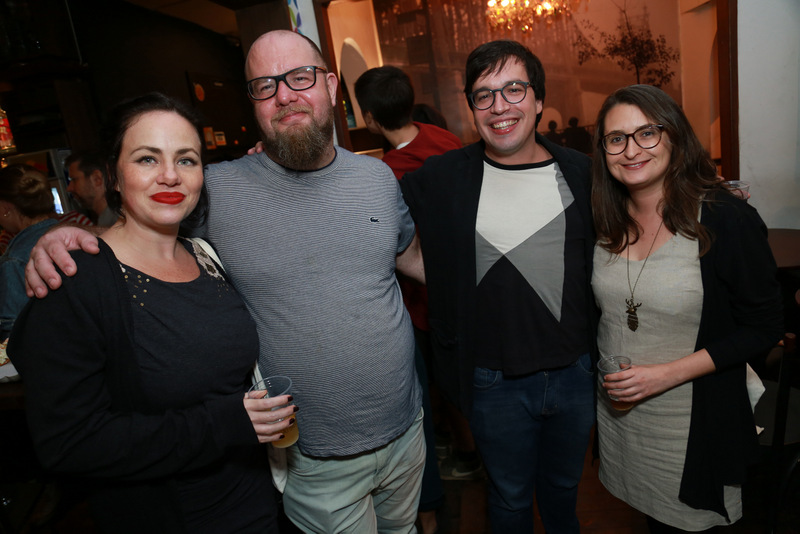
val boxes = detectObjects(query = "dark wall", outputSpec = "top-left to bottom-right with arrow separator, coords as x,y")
0,0 -> 79,63
70,0 -> 258,158
1,0 -> 258,158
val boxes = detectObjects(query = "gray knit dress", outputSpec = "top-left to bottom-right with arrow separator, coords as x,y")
592,233 -> 742,530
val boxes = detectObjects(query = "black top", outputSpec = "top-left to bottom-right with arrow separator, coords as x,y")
121,239 -> 273,532
10,239 -> 277,534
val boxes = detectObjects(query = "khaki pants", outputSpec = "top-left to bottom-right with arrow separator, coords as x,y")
283,408 -> 425,534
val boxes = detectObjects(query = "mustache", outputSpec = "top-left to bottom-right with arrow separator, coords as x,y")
272,105 -> 314,122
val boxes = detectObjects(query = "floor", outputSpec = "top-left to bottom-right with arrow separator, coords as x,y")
2,422 -> 798,533
2,376 -> 799,534
430,440 -> 800,534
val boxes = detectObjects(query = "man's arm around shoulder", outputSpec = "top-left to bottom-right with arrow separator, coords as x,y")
26,225 -> 102,298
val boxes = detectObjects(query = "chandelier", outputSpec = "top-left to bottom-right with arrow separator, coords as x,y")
486,0 -> 581,32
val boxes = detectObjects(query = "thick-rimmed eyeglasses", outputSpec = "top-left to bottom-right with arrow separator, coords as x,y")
601,124 -> 664,155
468,81 -> 531,110
246,66 -> 328,101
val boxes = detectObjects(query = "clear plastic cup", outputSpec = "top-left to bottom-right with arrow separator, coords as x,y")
597,356 -> 636,411
247,375 -> 299,448
722,180 -> 750,201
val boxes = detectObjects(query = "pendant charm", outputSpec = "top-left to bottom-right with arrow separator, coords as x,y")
625,298 -> 641,331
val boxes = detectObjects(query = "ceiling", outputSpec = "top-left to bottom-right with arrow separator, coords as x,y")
123,0 -> 250,39
123,1 -> 358,43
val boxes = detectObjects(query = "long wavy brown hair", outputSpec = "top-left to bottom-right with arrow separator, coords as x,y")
592,85 -> 722,256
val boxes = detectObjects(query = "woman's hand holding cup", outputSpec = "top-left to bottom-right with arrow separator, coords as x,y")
244,376 -> 300,447
597,356 -> 636,411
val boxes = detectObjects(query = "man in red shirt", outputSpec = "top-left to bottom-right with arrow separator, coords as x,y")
355,67 -> 461,180
355,66 -> 475,534
355,66 -> 461,336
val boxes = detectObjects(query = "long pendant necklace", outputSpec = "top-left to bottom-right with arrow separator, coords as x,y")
625,219 -> 664,332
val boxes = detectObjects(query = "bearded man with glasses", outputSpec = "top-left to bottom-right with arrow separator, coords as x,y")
202,30 -> 427,533
401,40 -> 596,533
245,63 -> 335,171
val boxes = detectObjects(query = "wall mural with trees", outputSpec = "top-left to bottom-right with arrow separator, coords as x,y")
575,2 -> 679,87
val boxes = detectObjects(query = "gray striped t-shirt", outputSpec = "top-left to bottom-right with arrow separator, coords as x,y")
202,148 -> 421,457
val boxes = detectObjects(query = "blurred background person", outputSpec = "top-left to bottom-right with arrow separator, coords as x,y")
562,116 -> 593,155
9,93 -> 291,533
407,101 -> 485,498
355,66 -> 461,180
355,65 -> 465,534
0,164 -> 59,342
591,84 -> 782,533
0,227 -> 12,255
544,119 -> 564,146
65,149 -> 119,227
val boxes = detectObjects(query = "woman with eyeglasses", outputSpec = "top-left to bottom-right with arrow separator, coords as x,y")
591,85 -> 782,532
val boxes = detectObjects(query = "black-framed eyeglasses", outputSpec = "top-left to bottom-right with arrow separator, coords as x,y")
246,66 -> 328,101
468,81 -> 532,110
601,124 -> 664,155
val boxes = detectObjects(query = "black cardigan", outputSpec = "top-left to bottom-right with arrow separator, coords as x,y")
678,193 -> 783,517
9,240 -> 261,533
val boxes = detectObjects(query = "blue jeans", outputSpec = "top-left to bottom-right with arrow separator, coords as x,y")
469,353 -> 595,533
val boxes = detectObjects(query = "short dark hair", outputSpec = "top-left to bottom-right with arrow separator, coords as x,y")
101,92 -> 208,230
412,103 -> 449,130
0,164 -> 55,218
354,66 -> 414,131
592,85 -> 720,256
464,40 -> 546,126
65,149 -> 106,179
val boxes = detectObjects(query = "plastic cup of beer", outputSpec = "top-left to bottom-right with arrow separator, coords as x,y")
247,375 -> 299,448
722,180 -> 750,201
597,356 -> 635,411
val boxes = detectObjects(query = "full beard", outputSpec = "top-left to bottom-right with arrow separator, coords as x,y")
261,105 -> 335,171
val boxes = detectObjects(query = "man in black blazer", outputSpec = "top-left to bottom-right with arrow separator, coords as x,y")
401,40 -> 597,534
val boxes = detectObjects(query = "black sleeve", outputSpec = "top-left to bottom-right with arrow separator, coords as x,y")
700,198 -> 784,369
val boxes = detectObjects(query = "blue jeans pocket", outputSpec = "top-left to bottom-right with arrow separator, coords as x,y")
473,367 -> 503,390
572,352 -> 594,376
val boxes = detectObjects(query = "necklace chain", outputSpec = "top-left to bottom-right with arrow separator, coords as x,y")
625,219 -> 664,331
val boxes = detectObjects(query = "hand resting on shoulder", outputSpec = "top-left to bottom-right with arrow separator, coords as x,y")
25,225 -> 100,298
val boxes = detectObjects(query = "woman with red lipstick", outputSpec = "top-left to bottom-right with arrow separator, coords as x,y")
590,84 -> 782,532
9,93 -> 287,533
